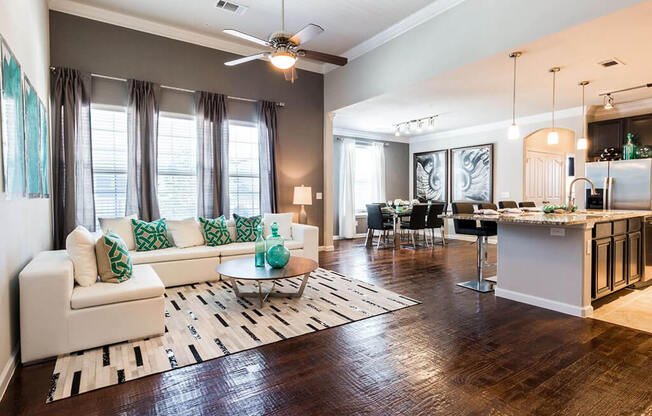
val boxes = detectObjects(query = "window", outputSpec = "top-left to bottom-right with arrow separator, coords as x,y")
158,113 -> 197,219
228,122 -> 259,217
91,106 -> 128,227
354,145 -> 376,212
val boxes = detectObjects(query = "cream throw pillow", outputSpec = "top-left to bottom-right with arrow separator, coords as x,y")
99,214 -> 137,251
66,226 -> 99,287
263,213 -> 293,240
166,218 -> 205,248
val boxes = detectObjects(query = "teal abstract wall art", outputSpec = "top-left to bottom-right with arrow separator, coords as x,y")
1,39 -> 25,196
39,98 -> 49,197
24,77 -> 40,197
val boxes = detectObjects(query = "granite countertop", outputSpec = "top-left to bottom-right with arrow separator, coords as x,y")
442,209 -> 652,226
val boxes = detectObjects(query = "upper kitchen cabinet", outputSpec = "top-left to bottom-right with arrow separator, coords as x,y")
625,113 -> 652,147
588,118 -> 624,159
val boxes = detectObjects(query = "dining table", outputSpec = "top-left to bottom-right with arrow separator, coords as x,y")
364,206 -> 412,249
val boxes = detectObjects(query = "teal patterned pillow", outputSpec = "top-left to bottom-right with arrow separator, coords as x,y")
199,216 -> 233,246
131,218 -> 172,251
97,232 -> 133,283
233,214 -> 262,242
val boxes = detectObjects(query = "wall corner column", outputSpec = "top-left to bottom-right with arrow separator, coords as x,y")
322,111 -> 336,249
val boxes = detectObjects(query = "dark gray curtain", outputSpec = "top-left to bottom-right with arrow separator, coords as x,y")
258,101 -> 279,213
196,91 -> 229,218
51,67 -> 95,249
126,79 -> 160,221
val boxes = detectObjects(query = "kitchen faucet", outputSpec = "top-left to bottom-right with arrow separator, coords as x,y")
568,177 -> 597,211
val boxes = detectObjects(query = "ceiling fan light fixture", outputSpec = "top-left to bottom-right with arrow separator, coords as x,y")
270,51 -> 297,69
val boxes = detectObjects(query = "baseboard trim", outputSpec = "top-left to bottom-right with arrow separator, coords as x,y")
0,345 -> 19,402
318,245 -> 335,252
495,287 -> 593,318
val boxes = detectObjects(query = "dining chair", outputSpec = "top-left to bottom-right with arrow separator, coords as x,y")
451,202 -> 495,293
518,201 -> 536,208
498,201 -> 518,209
400,204 -> 428,249
425,203 -> 446,246
365,204 -> 393,248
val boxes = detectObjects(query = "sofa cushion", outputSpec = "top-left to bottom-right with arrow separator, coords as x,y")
263,213 -> 293,240
233,214 -> 261,242
71,265 -> 164,309
166,218 -> 205,248
99,214 -> 137,251
132,218 -> 172,251
130,246 -> 221,264
199,216 -> 233,246
95,232 -> 134,283
66,226 -> 99,287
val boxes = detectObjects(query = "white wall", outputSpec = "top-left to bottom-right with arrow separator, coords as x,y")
0,0 -> 51,398
409,111 -> 586,233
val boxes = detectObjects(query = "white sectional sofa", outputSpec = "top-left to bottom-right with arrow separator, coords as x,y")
19,222 -> 318,364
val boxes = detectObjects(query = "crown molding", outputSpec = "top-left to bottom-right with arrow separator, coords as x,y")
409,106 -> 584,143
333,127 -> 409,143
324,0 -> 466,73
47,0 -> 326,74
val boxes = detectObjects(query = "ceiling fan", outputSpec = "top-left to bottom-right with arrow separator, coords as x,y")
223,0 -> 348,82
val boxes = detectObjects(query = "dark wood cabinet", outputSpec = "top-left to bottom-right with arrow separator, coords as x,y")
612,234 -> 627,290
627,231 -> 642,284
592,237 -> 612,299
588,119 -> 624,159
625,114 -> 652,148
591,220 -> 645,300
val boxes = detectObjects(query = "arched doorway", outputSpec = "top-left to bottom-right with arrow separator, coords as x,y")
523,128 -> 575,205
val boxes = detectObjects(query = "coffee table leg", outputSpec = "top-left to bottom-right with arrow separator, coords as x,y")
230,277 -> 241,297
296,273 -> 310,297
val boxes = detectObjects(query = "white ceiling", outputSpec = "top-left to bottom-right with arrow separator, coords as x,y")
333,0 -> 652,137
49,0 -> 442,72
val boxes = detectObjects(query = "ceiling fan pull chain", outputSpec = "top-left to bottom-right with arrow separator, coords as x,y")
281,0 -> 285,32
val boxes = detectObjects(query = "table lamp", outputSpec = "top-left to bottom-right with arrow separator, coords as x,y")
293,185 -> 312,224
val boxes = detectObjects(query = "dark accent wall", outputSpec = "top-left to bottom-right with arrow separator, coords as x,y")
49,11 -> 324,243
333,137 -> 409,236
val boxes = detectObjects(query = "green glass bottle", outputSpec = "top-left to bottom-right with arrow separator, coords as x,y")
623,133 -> 636,160
265,222 -> 284,251
254,224 -> 265,267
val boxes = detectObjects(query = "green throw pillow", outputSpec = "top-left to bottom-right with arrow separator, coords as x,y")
96,232 -> 133,283
233,213 -> 262,242
131,218 -> 172,251
199,216 -> 233,246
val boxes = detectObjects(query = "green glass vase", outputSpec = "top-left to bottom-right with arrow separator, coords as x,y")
265,222 -> 284,251
254,224 -> 265,267
267,244 -> 290,268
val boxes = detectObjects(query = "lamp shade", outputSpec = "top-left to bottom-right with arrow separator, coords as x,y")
293,185 -> 312,205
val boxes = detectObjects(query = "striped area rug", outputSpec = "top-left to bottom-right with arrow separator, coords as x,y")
47,267 -> 419,402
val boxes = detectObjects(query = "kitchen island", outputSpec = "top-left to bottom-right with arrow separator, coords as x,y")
447,210 -> 651,317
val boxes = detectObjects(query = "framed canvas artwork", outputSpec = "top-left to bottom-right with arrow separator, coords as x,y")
413,150 -> 447,202
1,38 -> 25,196
39,98 -> 49,197
450,143 -> 493,203
23,76 -> 40,197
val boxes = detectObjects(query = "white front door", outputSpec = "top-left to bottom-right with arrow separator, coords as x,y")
525,150 -> 566,205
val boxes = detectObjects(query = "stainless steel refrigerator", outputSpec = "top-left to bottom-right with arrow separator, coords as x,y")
585,158 -> 652,283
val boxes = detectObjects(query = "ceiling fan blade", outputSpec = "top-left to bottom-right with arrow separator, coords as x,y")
224,53 -> 269,66
223,29 -> 271,47
289,23 -> 324,46
284,67 -> 298,83
298,49 -> 348,66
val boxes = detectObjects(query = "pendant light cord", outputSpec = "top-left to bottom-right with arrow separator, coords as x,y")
512,55 -> 517,123
551,70 -> 556,129
582,83 -> 586,137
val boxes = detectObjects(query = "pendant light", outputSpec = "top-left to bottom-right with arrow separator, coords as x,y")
577,81 -> 589,150
547,67 -> 560,145
508,51 -> 522,140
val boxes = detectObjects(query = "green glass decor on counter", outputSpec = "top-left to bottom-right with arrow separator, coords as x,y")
623,133 -> 636,160
267,244 -> 291,268
254,224 -> 265,267
265,222 -> 284,251
542,204 -> 577,214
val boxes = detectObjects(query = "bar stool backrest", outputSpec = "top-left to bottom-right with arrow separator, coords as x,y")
519,201 -> 536,208
498,201 -> 518,209
451,202 -> 478,234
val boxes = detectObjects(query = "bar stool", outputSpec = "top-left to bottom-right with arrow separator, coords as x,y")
480,202 -> 498,267
498,201 -> 518,209
519,201 -> 536,208
451,202 -> 495,293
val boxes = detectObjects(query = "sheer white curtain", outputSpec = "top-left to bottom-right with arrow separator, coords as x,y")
370,142 -> 386,203
339,139 -> 357,238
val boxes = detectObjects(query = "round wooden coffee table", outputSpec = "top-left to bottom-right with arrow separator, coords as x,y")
216,256 -> 318,307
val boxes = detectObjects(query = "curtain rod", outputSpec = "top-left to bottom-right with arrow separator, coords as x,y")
49,67 -> 285,107
336,137 -> 390,147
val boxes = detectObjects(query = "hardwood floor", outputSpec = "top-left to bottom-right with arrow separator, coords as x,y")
1,239 -> 651,415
